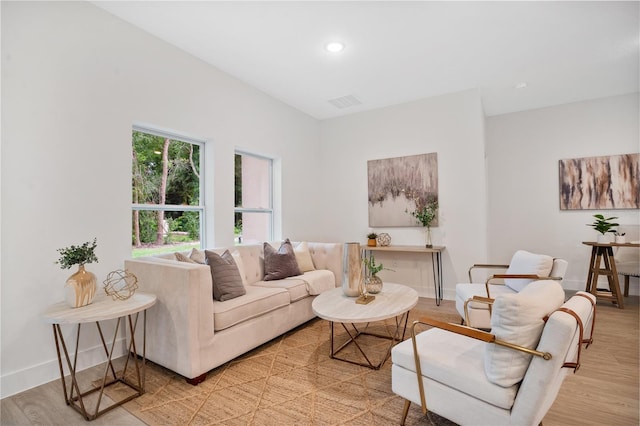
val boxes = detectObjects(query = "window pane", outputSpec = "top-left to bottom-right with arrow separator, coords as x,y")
235,212 -> 272,244
132,131 -> 200,206
235,154 -> 270,208
131,210 -> 201,257
132,127 -> 204,257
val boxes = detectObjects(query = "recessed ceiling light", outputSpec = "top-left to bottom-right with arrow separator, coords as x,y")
515,82 -> 528,89
325,42 -> 345,53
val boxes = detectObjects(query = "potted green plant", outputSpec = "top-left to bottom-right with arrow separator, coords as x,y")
587,214 -> 619,243
362,254 -> 393,294
367,232 -> 378,247
408,199 -> 439,247
56,238 -> 99,308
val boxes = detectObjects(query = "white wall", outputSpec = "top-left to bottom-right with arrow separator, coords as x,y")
319,90 -> 488,299
3,1 -> 638,401
486,93 -> 640,292
1,1 -> 321,398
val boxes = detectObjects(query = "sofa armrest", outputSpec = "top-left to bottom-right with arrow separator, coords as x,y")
307,242 -> 344,287
124,257 -> 214,379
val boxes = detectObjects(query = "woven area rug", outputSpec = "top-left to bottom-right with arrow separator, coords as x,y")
106,308 -> 460,425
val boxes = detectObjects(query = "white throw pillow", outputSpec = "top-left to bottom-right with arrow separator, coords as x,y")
189,248 -> 207,264
294,241 -> 316,272
504,250 -> 553,292
484,280 -> 565,387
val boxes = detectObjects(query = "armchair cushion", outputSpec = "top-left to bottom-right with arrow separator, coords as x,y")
392,328 -> 518,409
485,280 -> 565,387
504,250 -> 553,292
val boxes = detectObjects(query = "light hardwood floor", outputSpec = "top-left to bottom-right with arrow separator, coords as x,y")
2,295 -> 638,425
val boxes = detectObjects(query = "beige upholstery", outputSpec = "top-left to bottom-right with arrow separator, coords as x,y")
125,242 -> 343,382
455,251 -> 568,329
392,284 -> 596,425
615,245 -> 639,297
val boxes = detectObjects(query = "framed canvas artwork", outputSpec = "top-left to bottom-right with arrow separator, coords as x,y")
368,153 -> 438,227
559,153 -> 639,210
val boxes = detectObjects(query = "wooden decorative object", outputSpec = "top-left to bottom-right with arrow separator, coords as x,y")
356,294 -> 375,304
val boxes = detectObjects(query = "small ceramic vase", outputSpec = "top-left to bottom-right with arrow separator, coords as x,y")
65,264 -> 97,308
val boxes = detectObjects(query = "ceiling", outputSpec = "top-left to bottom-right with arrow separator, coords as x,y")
93,1 -> 639,120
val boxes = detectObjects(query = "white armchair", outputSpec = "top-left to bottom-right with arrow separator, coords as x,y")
615,244 -> 639,297
455,250 -> 568,329
392,280 -> 596,426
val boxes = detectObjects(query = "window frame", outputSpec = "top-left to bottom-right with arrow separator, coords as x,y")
234,149 -> 274,243
131,124 -> 206,249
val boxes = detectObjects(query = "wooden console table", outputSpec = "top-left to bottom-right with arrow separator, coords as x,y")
364,245 -> 445,305
583,241 -> 640,309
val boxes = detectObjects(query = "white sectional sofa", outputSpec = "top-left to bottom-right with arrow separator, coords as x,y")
124,241 -> 343,384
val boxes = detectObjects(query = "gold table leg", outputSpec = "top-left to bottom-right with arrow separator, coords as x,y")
328,311 -> 411,370
52,311 -> 148,420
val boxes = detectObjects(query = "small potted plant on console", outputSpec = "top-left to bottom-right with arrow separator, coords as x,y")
367,232 -> 378,247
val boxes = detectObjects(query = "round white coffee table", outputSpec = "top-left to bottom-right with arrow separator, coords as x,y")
312,282 -> 418,369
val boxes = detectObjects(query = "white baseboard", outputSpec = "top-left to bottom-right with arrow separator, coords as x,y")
0,337 -> 126,399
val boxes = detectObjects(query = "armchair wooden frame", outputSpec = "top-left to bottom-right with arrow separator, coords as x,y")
401,305 -> 591,426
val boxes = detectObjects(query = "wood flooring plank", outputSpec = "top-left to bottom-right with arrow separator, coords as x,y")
2,296 -> 638,425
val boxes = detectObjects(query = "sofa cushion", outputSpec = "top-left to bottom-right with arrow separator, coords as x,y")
293,241 -> 316,272
292,270 -> 335,295
173,248 -> 206,264
175,251 -> 197,263
231,250 -> 248,285
251,279 -> 309,303
252,269 -> 336,302
504,250 -> 553,292
205,250 -> 246,301
189,248 -> 207,264
264,239 -> 302,281
212,285 -> 290,331
484,280 -> 565,387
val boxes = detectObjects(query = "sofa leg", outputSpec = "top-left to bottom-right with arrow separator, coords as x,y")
400,399 -> 411,425
186,373 -> 207,386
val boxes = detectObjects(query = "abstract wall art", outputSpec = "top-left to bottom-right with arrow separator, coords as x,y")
368,153 -> 438,227
559,153 -> 639,210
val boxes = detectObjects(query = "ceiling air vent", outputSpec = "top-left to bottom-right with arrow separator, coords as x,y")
328,94 -> 362,109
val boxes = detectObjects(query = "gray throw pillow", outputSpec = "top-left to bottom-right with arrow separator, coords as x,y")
264,239 -> 302,281
205,250 -> 246,301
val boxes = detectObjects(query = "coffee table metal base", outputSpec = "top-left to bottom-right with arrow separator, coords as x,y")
328,311 -> 410,370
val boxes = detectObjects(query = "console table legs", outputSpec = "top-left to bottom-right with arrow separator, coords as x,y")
431,251 -> 443,305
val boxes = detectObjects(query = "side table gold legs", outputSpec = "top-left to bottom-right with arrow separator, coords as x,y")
52,311 -> 148,421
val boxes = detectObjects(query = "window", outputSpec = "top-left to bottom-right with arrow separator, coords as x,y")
132,127 -> 204,257
234,151 -> 273,244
